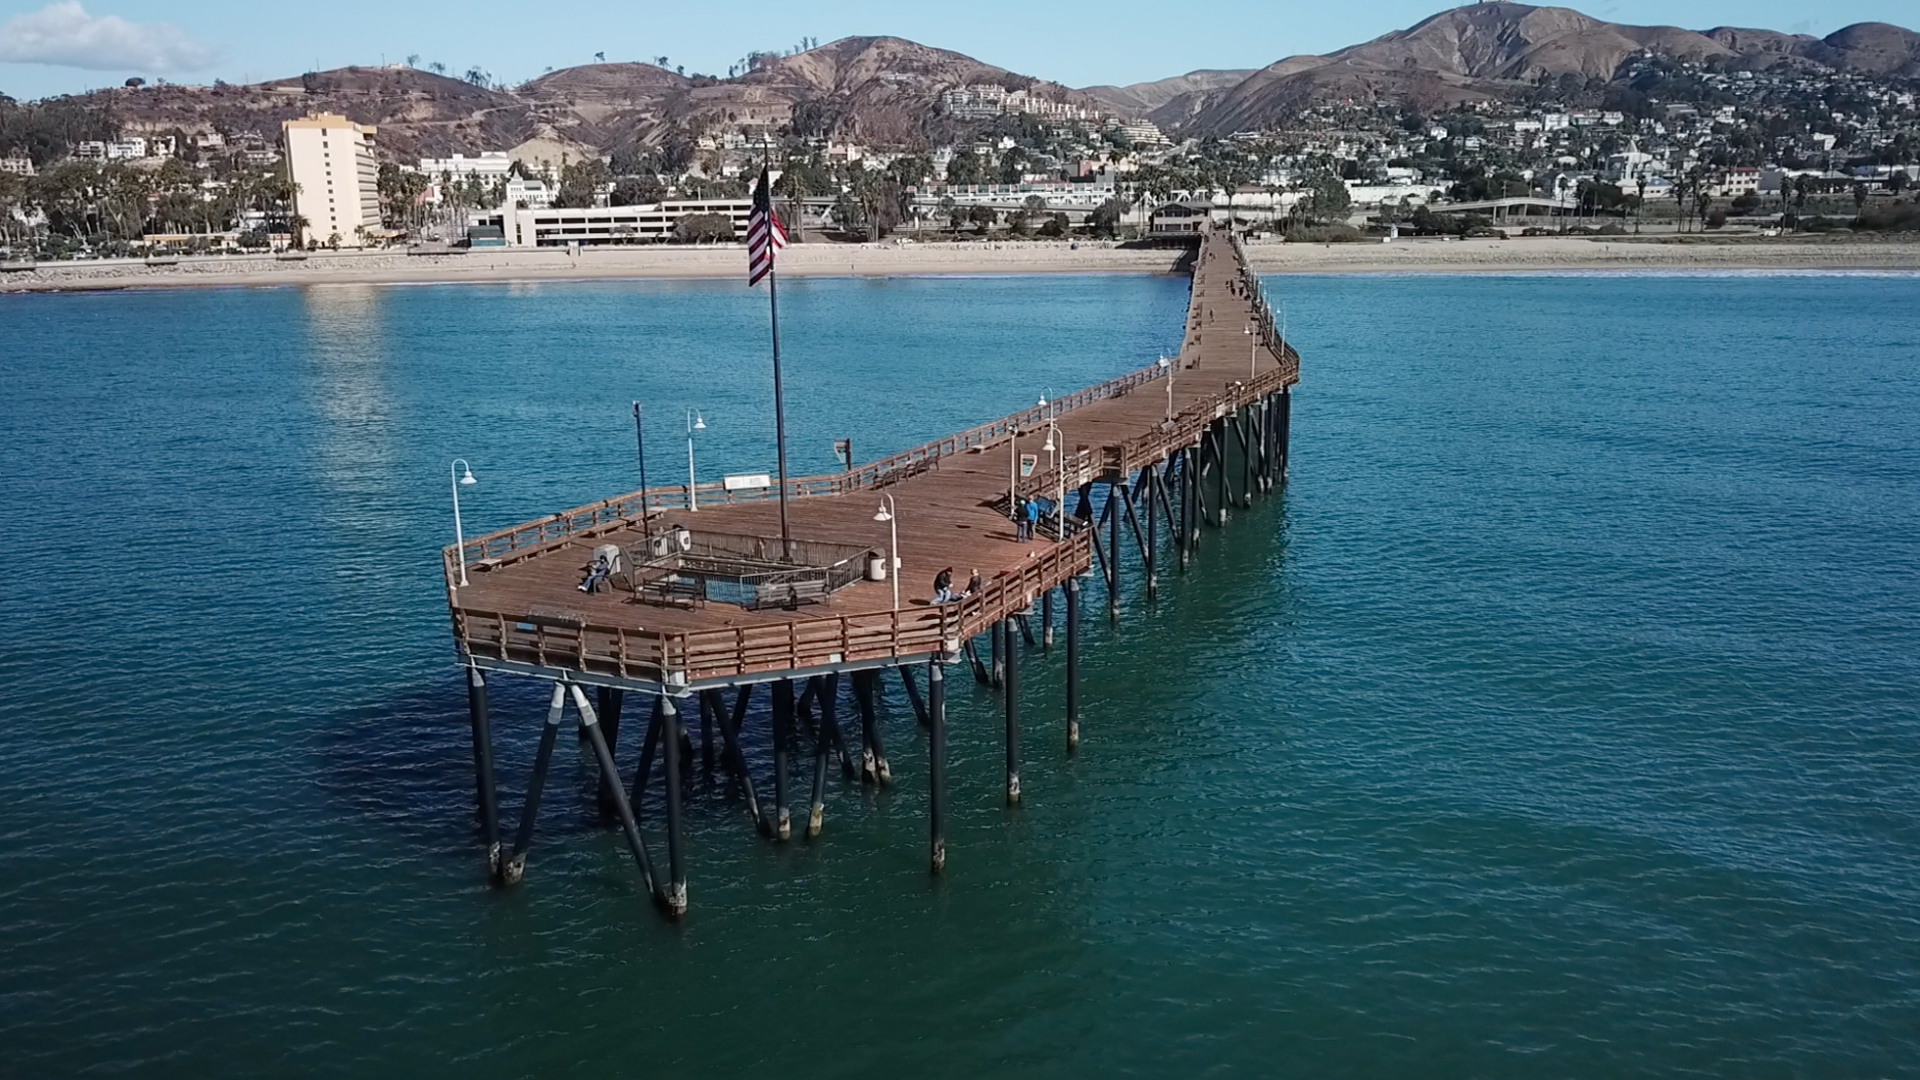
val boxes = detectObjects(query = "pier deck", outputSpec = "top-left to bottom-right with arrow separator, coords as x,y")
445,229 -> 1298,691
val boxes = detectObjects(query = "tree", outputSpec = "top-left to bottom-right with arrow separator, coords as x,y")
555,158 -> 611,208
1038,211 -> 1069,238
1088,197 -> 1128,238
946,150 -> 986,186
610,175 -> 666,206
672,213 -> 733,243
377,162 -> 430,231
968,205 -> 998,231
1297,169 -> 1351,225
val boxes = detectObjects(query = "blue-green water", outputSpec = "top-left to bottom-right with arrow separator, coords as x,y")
2,271 -> 1917,1077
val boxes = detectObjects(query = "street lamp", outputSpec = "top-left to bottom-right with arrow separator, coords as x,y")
873,495 -> 899,611
1159,356 -> 1174,421
450,458 -> 477,587
1245,322 -> 1256,381
685,408 -> 706,511
1042,419 -> 1064,538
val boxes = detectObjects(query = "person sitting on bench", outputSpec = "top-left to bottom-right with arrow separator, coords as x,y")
578,553 -> 613,594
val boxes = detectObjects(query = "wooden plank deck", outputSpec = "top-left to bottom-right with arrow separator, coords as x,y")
445,229 -> 1299,689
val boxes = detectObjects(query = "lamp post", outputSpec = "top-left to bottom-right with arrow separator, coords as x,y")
450,458 -> 477,587
685,409 -> 706,511
1008,422 -> 1020,526
873,495 -> 899,611
1042,419 -> 1063,539
1245,322 -> 1256,381
1159,356 -> 1174,421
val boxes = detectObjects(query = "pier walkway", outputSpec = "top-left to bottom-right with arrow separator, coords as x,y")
443,228 -> 1299,915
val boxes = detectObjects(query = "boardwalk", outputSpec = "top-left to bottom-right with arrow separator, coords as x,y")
443,228 -> 1300,914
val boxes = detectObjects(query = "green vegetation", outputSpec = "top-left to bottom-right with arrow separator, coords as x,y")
671,212 -> 734,243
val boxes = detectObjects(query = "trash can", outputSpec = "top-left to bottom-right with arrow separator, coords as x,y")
867,553 -> 888,582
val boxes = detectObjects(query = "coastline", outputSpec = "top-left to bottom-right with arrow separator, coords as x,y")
2,235 -> 1915,294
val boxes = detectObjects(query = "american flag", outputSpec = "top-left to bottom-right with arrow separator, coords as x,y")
747,166 -> 787,286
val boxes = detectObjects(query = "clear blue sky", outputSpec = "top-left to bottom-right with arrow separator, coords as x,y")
1,0 -> 1913,101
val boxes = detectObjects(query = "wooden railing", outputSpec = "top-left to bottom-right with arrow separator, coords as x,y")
443,360 -> 1171,587
451,529 -> 1094,686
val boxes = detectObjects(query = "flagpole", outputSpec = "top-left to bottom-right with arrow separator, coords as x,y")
769,262 -> 792,563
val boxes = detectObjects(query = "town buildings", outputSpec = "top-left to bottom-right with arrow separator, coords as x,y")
282,113 -> 381,247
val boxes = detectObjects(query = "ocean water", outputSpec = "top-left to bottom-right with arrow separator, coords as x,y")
1,271 -> 1917,1078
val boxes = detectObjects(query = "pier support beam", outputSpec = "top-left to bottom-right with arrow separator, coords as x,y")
1004,618 -> 1021,804
1213,422 -> 1230,526
899,665 -> 929,729
990,619 -> 1004,689
1145,468 -> 1159,600
928,657 -> 947,874
1178,447 -> 1193,569
657,693 -> 687,914
594,686 -> 624,819
574,683 -> 667,913
1066,575 -> 1081,752
772,679 -> 793,840
808,674 -> 831,837
1042,588 -> 1054,650
1279,387 -> 1291,486
713,686 -> 770,837
1238,411 -> 1254,508
855,669 -> 888,785
503,683 -> 566,886
465,666 -> 502,879
1107,481 -> 1122,621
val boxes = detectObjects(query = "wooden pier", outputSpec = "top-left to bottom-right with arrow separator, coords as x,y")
445,228 -> 1299,915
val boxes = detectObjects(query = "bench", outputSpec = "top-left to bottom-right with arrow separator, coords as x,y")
634,575 -> 704,609
748,579 -> 828,611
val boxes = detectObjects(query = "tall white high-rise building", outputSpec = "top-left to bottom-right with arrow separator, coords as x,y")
282,113 -> 380,247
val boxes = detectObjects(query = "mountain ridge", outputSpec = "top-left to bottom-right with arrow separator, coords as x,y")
25,5 -> 1918,158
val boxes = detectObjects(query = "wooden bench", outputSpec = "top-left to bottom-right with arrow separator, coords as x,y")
750,579 -> 828,611
635,576 -> 704,609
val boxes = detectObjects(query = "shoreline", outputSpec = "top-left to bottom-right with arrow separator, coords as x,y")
2,235 -> 1915,294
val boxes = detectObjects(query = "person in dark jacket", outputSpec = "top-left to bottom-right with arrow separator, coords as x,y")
933,566 -> 954,604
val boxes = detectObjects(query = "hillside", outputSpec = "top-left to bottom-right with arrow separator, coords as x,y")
78,37 -> 1097,161
83,65 -> 537,161
1079,70 -> 1255,116
1179,4 -> 1920,135
33,7 -> 1920,157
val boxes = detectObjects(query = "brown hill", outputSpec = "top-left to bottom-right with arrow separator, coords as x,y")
1798,22 -> 1920,75
1079,70 -> 1256,117
1184,3 -> 1733,135
722,36 -> 1100,145
1179,3 -> 1919,135
91,65 -> 536,160
87,37 -> 1097,158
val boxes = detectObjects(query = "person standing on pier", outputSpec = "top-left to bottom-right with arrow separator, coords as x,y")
1025,497 -> 1040,541
1014,496 -> 1030,542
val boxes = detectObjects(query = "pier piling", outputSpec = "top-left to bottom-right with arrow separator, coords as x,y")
928,658 -> 947,873
465,666 -> 502,879
503,683 -> 566,887
1004,618 -> 1021,804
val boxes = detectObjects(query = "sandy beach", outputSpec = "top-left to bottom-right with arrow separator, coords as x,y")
2,235 -> 1915,293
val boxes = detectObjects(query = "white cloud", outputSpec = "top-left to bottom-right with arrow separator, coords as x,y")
0,2 -> 217,73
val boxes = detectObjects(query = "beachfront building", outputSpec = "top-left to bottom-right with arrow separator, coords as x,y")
282,113 -> 381,248
420,151 -> 513,181
476,199 -> 756,247
0,156 -> 34,176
